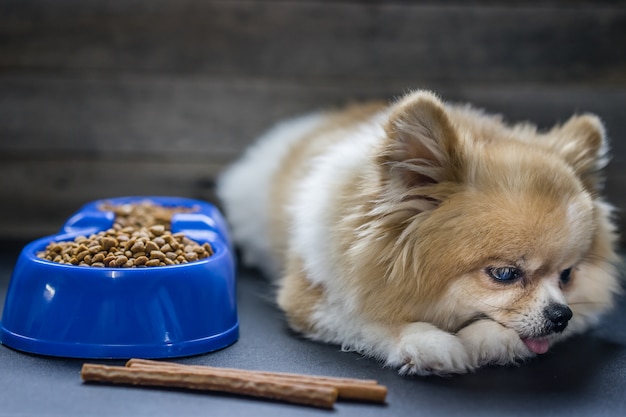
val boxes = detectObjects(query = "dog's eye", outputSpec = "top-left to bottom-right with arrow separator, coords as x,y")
559,268 -> 573,285
486,266 -> 523,283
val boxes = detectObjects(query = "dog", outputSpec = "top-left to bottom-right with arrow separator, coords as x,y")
217,90 -> 621,375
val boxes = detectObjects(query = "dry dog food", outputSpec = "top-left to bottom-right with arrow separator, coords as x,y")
80,359 -> 388,409
37,201 -> 213,267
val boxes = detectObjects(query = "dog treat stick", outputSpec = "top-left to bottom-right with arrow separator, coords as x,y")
125,358 -> 387,403
81,364 -> 337,409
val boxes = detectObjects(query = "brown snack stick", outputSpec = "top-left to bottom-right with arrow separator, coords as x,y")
126,358 -> 379,385
126,358 -> 387,403
128,362 -> 387,403
81,364 -> 337,409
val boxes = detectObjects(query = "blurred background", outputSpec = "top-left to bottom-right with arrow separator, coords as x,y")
1,0 -> 625,243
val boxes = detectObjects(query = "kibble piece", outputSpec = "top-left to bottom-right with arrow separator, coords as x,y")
101,237 -> 118,250
134,256 -> 149,266
134,230 -> 150,239
123,237 -> 136,251
184,252 -> 198,262
89,245 -> 103,254
103,254 -> 116,266
150,250 -> 166,261
50,243 -> 63,253
130,240 -> 145,253
145,259 -> 161,267
92,253 -> 105,263
149,225 -> 165,236
76,250 -> 89,262
115,255 -> 129,266
144,241 -> 159,253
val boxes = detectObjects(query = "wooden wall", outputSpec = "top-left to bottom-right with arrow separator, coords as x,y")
1,0 -> 625,242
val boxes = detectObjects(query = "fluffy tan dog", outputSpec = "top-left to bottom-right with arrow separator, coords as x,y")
217,90 -> 621,375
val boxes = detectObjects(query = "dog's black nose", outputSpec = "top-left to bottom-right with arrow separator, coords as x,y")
544,304 -> 573,333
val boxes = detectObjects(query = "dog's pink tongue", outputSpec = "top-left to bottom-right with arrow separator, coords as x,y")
522,338 -> 550,354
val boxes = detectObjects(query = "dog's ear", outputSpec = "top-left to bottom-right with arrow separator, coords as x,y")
547,114 -> 608,192
380,91 -> 461,190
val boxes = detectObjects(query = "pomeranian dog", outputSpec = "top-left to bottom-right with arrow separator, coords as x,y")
217,90 -> 621,375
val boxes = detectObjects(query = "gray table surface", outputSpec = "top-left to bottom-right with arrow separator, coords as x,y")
1,241 -> 625,417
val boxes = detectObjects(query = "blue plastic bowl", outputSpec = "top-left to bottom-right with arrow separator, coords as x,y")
0,196 -> 238,359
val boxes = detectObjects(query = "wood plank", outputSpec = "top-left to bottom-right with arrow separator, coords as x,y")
2,75 -> 625,157
0,74 -> 395,157
1,1 -> 624,83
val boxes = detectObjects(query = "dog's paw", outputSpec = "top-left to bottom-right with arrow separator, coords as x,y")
386,322 -> 473,376
457,320 -> 534,368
